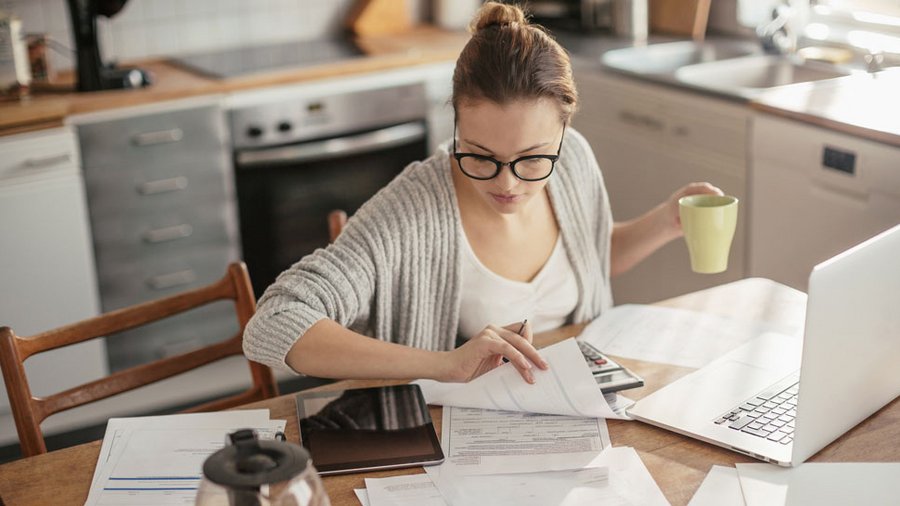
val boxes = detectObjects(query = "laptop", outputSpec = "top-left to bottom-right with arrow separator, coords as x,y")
627,224 -> 900,466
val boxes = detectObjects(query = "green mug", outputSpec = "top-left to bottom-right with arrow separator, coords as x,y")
678,195 -> 739,274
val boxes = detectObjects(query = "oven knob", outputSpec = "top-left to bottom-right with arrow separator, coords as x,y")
247,126 -> 264,138
277,121 -> 293,133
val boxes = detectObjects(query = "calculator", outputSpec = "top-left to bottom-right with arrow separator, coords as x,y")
577,340 -> 644,394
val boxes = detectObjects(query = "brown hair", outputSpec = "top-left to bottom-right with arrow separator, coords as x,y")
452,2 -> 578,122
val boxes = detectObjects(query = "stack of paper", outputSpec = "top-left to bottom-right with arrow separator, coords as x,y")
85,409 -> 286,506
353,339 -> 667,506
688,463 -> 900,506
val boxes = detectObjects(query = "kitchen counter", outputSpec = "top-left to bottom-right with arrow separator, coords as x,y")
0,26 -> 469,136
750,68 -> 900,147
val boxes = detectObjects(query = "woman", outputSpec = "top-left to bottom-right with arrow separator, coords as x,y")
243,2 -> 722,385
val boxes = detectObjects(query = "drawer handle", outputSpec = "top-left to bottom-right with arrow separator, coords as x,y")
143,224 -> 193,243
131,128 -> 184,147
147,269 -> 196,290
618,110 -> 663,131
137,176 -> 188,195
22,153 -> 71,169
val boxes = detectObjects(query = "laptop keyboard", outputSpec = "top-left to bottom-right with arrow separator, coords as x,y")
713,372 -> 800,445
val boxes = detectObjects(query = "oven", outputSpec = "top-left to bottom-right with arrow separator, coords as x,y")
230,83 -> 429,296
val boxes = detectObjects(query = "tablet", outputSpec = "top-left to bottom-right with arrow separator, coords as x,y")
295,384 -> 444,475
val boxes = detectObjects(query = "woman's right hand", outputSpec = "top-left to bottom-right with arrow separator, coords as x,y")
441,322 -> 549,384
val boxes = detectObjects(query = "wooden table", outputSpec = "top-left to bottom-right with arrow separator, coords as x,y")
1,278 -> 897,505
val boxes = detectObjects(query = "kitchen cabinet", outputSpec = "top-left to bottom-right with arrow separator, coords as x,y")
573,66 -> 750,303
72,97 -> 241,371
0,127 -> 107,444
749,114 -> 900,291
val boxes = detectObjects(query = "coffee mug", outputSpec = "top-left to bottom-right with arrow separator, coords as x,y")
679,195 -> 739,274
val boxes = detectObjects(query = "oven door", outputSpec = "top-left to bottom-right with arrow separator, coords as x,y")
235,121 -> 428,296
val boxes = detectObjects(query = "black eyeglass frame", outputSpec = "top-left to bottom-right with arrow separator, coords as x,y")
452,118 -> 567,182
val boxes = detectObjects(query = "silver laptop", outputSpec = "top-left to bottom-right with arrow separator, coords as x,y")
627,224 -> 900,466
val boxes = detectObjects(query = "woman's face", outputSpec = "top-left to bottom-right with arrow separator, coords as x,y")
453,98 -> 565,215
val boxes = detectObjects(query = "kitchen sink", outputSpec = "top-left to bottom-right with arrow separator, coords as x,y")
675,55 -> 852,98
600,40 -> 854,100
601,40 -> 759,76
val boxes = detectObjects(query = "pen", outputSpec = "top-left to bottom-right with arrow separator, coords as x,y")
503,319 -> 529,364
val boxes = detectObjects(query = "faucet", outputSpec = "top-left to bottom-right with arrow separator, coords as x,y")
757,3 -> 796,55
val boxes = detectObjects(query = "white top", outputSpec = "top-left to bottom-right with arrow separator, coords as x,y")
458,231 -> 579,339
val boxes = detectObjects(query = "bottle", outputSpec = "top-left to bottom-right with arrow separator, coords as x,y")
196,429 -> 330,506
0,11 -> 32,93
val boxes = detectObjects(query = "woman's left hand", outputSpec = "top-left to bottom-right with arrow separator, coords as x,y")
663,182 -> 724,236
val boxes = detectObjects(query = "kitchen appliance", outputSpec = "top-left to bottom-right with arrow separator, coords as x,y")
230,82 -> 429,296
197,429 -> 330,506
172,38 -> 364,80
66,0 -> 151,91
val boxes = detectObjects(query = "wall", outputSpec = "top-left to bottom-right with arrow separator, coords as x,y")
0,0 -> 426,74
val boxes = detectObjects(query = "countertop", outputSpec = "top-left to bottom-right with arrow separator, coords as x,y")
0,26 -> 469,135
749,68 -> 900,147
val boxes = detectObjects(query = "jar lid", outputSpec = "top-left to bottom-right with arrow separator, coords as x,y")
203,429 -> 311,489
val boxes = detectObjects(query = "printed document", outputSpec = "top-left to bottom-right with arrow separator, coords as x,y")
364,474 -> 447,506
416,338 -> 623,419
687,466 -> 745,506
736,462 -> 900,506
85,411 -> 285,506
579,304 -> 801,369
439,406 -> 611,475
428,447 -> 666,506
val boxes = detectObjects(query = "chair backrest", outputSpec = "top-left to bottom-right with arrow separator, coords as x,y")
0,262 -> 278,457
328,209 -> 348,243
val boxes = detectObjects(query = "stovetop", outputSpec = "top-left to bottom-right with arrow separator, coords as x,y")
170,38 -> 365,79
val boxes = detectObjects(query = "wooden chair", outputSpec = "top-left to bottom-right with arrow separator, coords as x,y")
328,209 -> 348,243
0,262 -> 278,457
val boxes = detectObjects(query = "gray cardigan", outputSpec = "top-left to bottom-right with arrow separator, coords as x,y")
243,128 -> 614,371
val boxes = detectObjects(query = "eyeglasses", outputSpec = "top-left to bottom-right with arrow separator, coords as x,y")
452,119 -> 566,182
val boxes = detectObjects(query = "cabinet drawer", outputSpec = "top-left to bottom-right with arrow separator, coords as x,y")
83,157 -> 233,217
0,127 -> 79,182
77,105 -> 228,170
91,200 -> 238,265
97,243 -> 239,308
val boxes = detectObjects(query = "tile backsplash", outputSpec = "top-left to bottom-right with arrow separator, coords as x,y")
0,0 -> 426,72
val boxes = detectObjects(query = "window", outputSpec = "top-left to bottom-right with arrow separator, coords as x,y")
808,0 -> 900,54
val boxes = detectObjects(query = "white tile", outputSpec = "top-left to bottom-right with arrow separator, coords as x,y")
112,0 -> 144,25
144,21 -> 180,57
41,0 -> 69,33
178,18 -> 217,53
214,15 -> 243,49
97,17 -> 116,61
12,0 -> 46,32
112,23 -> 148,61
144,0 -> 182,22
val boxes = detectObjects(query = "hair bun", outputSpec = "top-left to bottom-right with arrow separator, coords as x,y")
470,2 -> 528,32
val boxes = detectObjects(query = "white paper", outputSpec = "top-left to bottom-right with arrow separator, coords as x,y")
416,338 -> 623,419
89,410 -> 271,491
688,466 -> 745,506
430,447 -> 665,506
579,304 -> 801,369
736,462 -> 900,506
364,474 -> 448,506
86,413 -> 285,506
438,405 -> 611,475
354,488 -> 371,506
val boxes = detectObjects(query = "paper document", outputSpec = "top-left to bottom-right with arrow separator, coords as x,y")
354,488 -> 370,506
428,447 -> 665,506
580,304 -> 801,369
416,338 -> 623,419
736,462 -> 900,506
439,405 -> 611,475
688,466 -> 745,506
364,474 -> 447,506
85,411 -> 285,506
